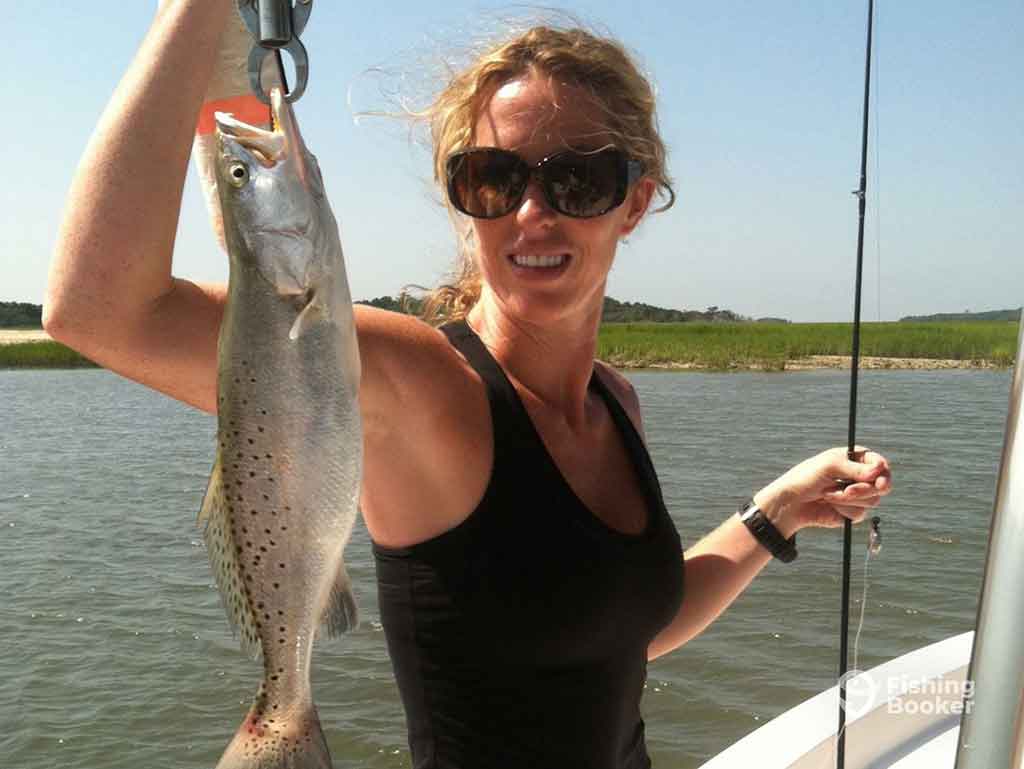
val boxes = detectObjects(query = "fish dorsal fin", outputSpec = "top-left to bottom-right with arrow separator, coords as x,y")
198,456 -> 263,660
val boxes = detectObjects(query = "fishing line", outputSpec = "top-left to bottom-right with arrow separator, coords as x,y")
853,517 -> 883,673
823,518 -> 883,769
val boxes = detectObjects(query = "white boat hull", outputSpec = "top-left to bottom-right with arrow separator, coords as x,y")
698,632 -> 974,769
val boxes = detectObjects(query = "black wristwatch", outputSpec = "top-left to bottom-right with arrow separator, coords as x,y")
738,499 -> 798,563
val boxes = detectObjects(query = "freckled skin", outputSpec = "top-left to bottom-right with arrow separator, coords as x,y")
201,89 -> 360,769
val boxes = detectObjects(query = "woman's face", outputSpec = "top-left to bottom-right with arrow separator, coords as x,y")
467,72 -> 655,326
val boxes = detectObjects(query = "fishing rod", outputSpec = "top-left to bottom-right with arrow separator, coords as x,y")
836,1 -> 875,767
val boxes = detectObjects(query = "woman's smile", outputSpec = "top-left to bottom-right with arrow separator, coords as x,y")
507,252 -> 573,279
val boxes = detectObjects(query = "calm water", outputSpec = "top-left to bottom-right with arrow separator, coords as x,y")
0,368 -> 1010,769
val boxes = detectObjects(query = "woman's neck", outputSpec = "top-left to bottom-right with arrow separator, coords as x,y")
465,289 -> 604,431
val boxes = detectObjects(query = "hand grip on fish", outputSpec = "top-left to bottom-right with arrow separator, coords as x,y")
197,85 -> 362,769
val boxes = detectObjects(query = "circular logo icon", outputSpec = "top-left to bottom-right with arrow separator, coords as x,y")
838,669 -> 879,721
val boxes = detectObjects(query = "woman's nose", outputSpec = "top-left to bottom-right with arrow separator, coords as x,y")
515,179 -> 558,228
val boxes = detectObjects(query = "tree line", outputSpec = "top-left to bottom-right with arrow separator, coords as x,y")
354,295 -> 759,323
2,297 -> 774,327
0,302 -> 43,328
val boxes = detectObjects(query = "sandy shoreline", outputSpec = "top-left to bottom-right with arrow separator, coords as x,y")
615,354 -> 1008,371
0,330 -> 1007,370
0,330 -> 50,345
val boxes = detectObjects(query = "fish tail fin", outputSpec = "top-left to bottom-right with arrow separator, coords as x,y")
321,560 -> 359,638
215,700 -> 332,769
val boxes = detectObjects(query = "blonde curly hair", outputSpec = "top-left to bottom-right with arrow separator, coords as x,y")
417,25 -> 675,324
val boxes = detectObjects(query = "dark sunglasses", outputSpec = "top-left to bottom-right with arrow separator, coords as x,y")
445,147 -> 645,220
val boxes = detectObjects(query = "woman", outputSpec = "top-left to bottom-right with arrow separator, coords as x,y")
46,2 -> 892,767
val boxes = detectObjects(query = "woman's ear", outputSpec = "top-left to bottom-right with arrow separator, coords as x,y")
619,177 -> 656,238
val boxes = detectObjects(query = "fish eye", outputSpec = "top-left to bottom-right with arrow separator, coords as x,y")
227,162 -> 249,187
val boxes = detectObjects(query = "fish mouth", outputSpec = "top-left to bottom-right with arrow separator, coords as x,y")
214,88 -> 308,172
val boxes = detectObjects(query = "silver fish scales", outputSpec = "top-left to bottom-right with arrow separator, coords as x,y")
199,86 -> 361,769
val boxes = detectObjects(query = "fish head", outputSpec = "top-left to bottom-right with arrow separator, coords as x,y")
214,88 -> 335,294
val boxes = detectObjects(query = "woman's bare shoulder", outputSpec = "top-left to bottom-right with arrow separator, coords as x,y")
354,306 -> 493,547
594,359 -> 646,440
354,305 -> 465,391
354,306 -> 482,433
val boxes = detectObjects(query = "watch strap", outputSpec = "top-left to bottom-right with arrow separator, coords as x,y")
739,499 -> 798,563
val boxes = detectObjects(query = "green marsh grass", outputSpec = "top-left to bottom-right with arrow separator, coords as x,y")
0,322 -> 1015,370
597,322 -> 1017,370
0,341 -> 97,369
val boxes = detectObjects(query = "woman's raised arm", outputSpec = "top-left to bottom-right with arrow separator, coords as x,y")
45,0 -> 236,413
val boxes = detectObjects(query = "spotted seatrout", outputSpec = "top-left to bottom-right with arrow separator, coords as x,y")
199,86 -> 361,769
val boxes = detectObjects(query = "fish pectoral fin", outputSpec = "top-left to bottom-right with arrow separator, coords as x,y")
199,456 -> 263,660
320,560 -> 359,638
288,290 -> 327,341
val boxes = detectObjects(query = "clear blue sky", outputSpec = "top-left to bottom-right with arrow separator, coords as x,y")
3,1 -> 1021,322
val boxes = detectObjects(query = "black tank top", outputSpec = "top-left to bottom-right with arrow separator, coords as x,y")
373,320 -> 685,769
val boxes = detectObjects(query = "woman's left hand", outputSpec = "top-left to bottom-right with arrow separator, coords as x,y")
753,446 -> 892,537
